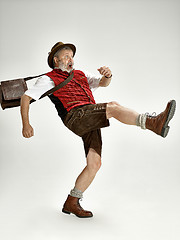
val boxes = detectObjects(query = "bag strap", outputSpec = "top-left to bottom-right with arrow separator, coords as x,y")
39,71 -> 74,99
24,74 -> 46,81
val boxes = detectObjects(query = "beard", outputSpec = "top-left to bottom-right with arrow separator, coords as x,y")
58,61 -> 74,73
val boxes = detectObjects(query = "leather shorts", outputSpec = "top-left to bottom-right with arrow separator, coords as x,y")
63,103 -> 110,157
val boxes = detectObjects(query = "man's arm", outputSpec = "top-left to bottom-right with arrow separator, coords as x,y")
99,75 -> 112,87
98,66 -> 112,87
20,75 -> 55,138
20,94 -> 34,138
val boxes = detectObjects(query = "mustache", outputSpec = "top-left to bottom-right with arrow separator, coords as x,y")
67,61 -> 73,67
58,61 -> 74,73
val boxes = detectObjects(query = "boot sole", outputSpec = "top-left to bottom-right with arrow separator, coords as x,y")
161,100 -> 176,138
62,209 -> 93,218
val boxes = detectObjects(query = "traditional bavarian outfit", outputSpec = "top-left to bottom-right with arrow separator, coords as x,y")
24,42 -> 176,218
24,42 -> 111,218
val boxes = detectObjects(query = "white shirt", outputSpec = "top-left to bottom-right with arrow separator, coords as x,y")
25,70 -> 101,101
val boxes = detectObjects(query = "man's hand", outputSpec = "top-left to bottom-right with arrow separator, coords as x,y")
22,124 -> 34,138
97,66 -> 112,78
98,66 -> 112,87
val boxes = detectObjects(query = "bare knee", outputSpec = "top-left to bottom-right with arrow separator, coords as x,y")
88,158 -> 101,173
106,101 -> 122,119
87,149 -> 102,173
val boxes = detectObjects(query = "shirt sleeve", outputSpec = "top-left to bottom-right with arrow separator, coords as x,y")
24,75 -> 55,100
83,70 -> 102,91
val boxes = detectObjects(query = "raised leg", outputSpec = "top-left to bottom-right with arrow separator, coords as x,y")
106,101 -> 139,125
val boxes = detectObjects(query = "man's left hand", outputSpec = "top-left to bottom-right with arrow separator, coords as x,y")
98,66 -> 112,78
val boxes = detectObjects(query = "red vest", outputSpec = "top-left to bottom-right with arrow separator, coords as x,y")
46,69 -> 96,112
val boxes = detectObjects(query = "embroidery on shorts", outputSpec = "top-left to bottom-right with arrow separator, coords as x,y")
67,101 -> 80,104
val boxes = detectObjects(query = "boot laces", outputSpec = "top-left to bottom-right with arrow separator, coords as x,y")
145,112 -> 156,118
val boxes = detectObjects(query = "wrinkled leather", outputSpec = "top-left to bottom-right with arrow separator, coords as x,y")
146,100 -> 176,137
0,79 -> 27,110
1,79 -> 27,100
64,103 -> 109,137
62,195 -> 93,218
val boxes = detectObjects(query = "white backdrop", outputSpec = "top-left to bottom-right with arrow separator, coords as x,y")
0,0 -> 180,240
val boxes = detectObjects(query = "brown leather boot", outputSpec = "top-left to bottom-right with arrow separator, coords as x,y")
146,100 -> 176,137
62,195 -> 93,218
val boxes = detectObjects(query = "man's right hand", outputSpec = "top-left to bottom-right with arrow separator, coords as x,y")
22,124 -> 34,138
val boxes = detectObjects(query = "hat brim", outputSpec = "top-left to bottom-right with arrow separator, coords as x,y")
48,43 -> 76,69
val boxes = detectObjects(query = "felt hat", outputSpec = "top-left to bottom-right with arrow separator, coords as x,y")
48,42 -> 76,69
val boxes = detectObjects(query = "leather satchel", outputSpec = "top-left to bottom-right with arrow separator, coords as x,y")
0,72 -> 74,110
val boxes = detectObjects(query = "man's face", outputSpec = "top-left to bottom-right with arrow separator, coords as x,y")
55,48 -> 74,73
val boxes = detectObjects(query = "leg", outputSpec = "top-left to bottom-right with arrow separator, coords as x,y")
62,148 -> 101,218
106,100 -> 176,138
106,101 -> 139,125
73,129 -> 102,193
74,148 -> 101,192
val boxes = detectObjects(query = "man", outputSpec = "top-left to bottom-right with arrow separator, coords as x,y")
20,42 -> 176,218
